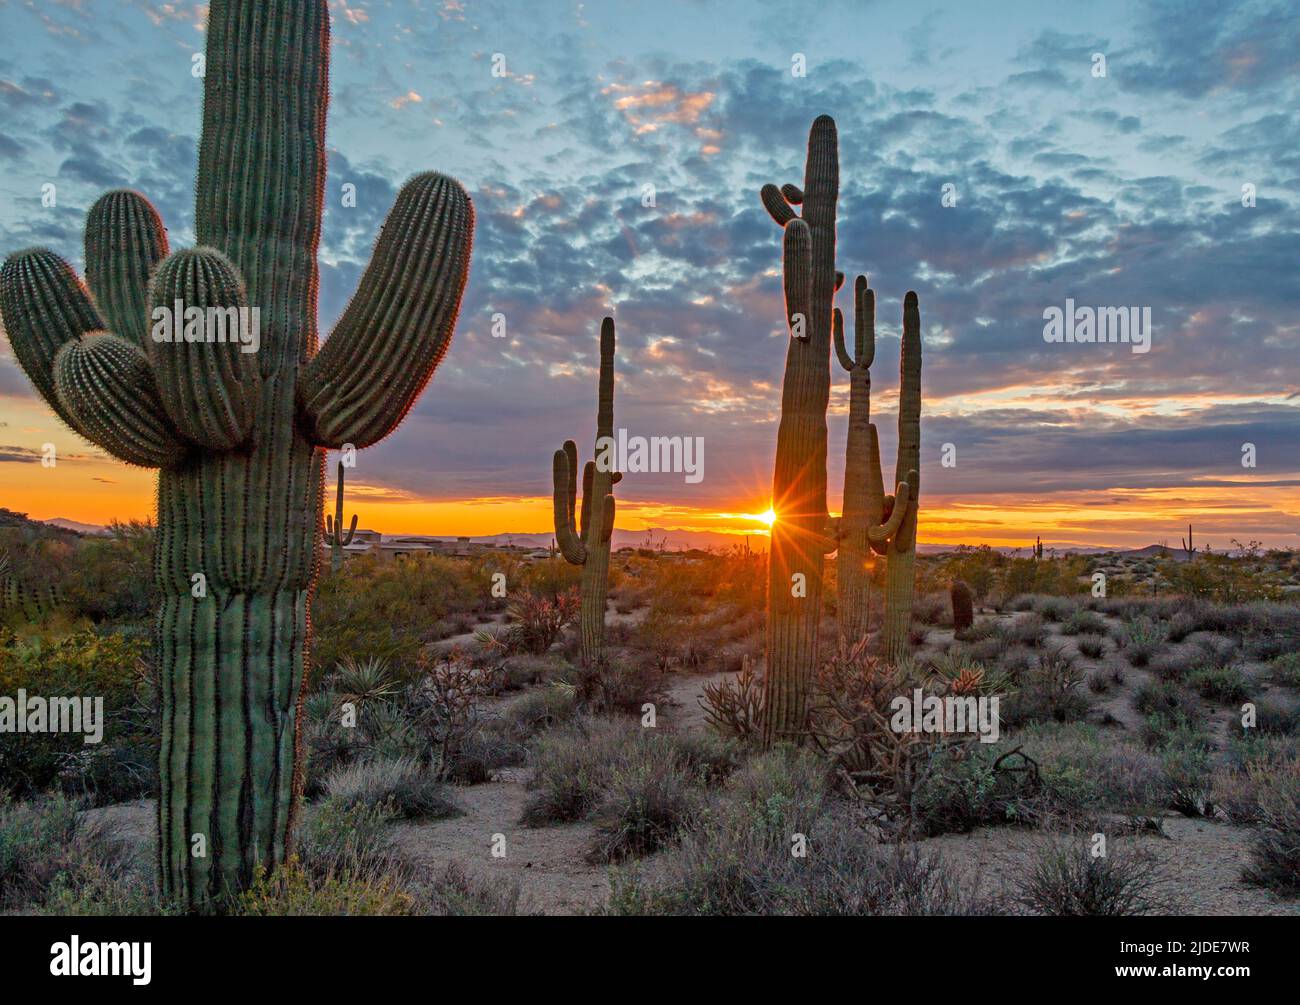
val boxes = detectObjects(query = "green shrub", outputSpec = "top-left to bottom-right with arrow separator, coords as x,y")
323,757 -> 460,820
1015,839 -> 1172,915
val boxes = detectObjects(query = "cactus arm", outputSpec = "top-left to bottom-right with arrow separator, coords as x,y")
833,306 -> 855,371
85,190 -> 169,348
53,333 -> 189,467
855,275 -> 875,367
552,447 -> 586,565
0,249 -> 107,436
343,514 -> 358,546
146,248 -> 259,450
782,219 -> 812,338
868,475 -> 912,544
781,183 -> 804,205
600,495 -> 616,544
580,460 -> 595,542
761,183 -> 797,227
297,173 -> 474,449
894,291 -> 922,551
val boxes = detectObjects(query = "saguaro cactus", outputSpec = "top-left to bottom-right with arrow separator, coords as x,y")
1032,535 -> 1044,560
876,292 -> 923,663
756,116 -> 841,744
325,461 -> 358,574
0,0 -> 473,909
552,317 -> 620,666
1182,524 -> 1195,560
835,275 -> 909,647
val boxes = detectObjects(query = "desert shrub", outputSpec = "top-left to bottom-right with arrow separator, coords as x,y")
1014,840 -> 1172,915
586,742 -> 700,863
1009,613 -> 1047,647
485,590 -> 578,655
1188,665 -> 1251,705
667,733 -> 743,786
1116,616 -> 1165,667
0,793 -> 144,911
296,797 -> 411,890
1270,653 -> 1300,690
1086,669 -> 1110,693
58,522 -> 156,624
425,862 -> 521,916
1075,633 -> 1107,659
1230,758 -> 1300,894
1000,647 -> 1089,728
907,743 -> 1042,835
501,684 -> 579,741
1017,722 -> 1168,815
0,631 -> 155,801
235,856 -> 415,916
311,553 -> 482,679
323,757 -> 460,820
1149,650 -> 1189,682
1133,679 -> 1197,721
1060,609 -> 1104,636
1160,735 -> 1215,817
1225,698 -> 1300,739
1036,596 -> 1077,623
1165,611 -> 1198,643
521,719 -> 631,826
913,592 -> 950,627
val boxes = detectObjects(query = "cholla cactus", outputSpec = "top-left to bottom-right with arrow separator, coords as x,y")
0,0 -> 473,909
552,317 -> 621,666
325,461 -> 358,574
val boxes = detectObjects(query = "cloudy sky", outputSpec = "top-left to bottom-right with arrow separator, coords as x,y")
0,0 -> 1296,549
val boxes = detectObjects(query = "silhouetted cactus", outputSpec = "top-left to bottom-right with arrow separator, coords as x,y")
1182,524 -> 1195,560
1032,535 -> 1044,560
0,0 -> 472,909
325,461 -> 358,574
951,580 -> 974,633
835,275 -> 911,648
552,317 -> 620,666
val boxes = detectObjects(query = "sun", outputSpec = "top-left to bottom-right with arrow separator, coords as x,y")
758,507 -> 776,527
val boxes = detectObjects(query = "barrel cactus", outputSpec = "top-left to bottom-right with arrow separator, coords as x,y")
325,461 -> 358,574
951,580 -> 974,634
0,0 -> 473,909
552,317 -> 620,666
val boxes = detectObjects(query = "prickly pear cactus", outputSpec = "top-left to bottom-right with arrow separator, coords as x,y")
552,318 -> 620,666
0,0 -> 473,909
325,461 -> 358,574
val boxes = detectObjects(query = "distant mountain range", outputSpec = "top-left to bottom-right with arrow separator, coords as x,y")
20,514 -> 1200,557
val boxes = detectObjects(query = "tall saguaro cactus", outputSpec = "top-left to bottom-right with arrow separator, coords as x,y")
0,0 -> 473,909
835,275 -> 909,646
877,292 -> 923,663
757,116 -> 840,744
325,461 -> 358,574
552,317 -> 620,666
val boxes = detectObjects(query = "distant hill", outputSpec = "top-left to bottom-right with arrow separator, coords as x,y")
45,517 -> 111,536
0,508 -> 85,539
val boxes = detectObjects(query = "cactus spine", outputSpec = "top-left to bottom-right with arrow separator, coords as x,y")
0,0 -> 473,909
552,317 -> 620,666
325,461 -> 358,573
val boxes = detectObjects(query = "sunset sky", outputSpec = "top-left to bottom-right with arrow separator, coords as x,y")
0,0 -> 1296,550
